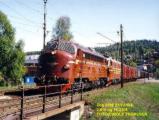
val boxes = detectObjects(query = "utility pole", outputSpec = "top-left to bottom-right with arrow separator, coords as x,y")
120,24 -> 124,88
43,0 -> 47,49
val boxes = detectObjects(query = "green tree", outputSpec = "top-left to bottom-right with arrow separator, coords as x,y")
52,16 -> 73,41
0,11 -> 25,86
154,59 -> 159,79
129,61 -> 137,67
95,39 -> 159,66
155,59 -> 159,67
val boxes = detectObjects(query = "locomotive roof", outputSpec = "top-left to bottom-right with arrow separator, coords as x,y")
46,39 -> 106,59
73,42 -> 106,59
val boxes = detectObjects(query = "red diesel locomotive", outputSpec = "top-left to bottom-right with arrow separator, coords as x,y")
38,40 -> 108,90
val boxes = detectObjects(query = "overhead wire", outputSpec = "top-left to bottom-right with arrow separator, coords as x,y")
0,1 -> 41,25
13,0 -> 55,31
13,0 -> 54,44
9,16 -> 41,27
15,0 -> 56,22
0,1 -> 43,34
97,32 -> 117,43
16,26 -> 41,34
14,0 -> 43,15
72,31 -> 90,39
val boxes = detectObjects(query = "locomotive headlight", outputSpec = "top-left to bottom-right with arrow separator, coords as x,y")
51,50 -> 57,55
52,62 -> 58,66
63,64 -> 70,70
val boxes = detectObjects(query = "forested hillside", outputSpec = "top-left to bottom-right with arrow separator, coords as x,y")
95,39 -> 159,66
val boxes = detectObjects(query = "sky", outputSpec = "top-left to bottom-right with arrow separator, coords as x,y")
0,0 -> 159,52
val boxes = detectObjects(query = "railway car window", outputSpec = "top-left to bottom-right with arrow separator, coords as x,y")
85,53 -> 91,59
92,55 -> 95,61
105,60 -> 108,65
97,57 -> 103,62
110,61 -> 112,66
85,54 -> 88,59
95,56 -> 98,61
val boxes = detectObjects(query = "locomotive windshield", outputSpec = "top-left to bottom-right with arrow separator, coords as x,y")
39,53 -> 55,65
46,40 -> 75,54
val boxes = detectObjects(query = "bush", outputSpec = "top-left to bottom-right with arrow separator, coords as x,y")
155,68 -> 159,79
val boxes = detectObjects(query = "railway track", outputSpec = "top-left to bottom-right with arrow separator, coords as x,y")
0,80 -> 141,119
0,95 -> 81,119
0,90 -> 100,119
0,87 -> 82,119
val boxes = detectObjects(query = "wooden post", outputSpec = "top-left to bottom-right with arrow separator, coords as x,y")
71,84 -> 73,104
59,85 -> 62,108
42,85 -> 47,113
80,82 -> 83,101
20,86 -> 24,120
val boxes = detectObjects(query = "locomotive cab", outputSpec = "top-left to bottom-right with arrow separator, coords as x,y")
38,40 -> 76,85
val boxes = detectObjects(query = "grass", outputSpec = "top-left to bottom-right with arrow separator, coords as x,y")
84,83 -> 159,120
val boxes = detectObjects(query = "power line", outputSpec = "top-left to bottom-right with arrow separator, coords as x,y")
14,0 -> 43,15
96,43 -> 112,47
15,0 -> 55,22
72,31 -> 90,40
97,32 -> 117,43
15,26 -> 41,34
9,17 -> 41,27
0,1 -> 41,25
6,14 -> 41,27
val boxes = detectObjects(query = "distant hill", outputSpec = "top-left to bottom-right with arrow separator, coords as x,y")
95,39 -> 159,67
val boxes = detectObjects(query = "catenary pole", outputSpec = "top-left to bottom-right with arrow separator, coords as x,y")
120,24 -> 124,88
43,0 -> 47,49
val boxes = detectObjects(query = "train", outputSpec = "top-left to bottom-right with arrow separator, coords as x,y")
34,39 -> 149,91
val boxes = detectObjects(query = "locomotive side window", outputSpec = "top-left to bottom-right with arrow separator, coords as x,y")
96,56 -> 103,62
85,53 -> 104,63
85,53 -> 91,59
106,60 -> 108,65
110,61 -> 113,66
